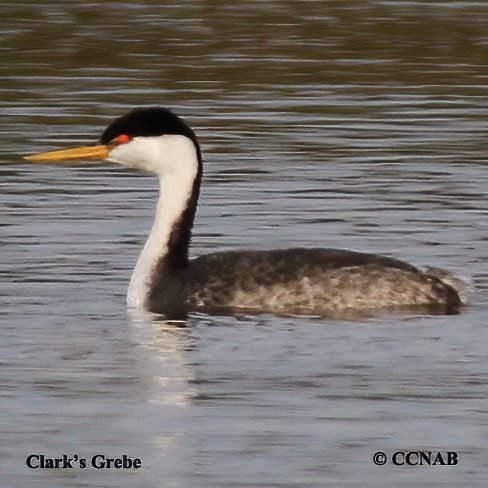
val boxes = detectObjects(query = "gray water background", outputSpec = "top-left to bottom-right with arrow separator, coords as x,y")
1,1 -> 488,486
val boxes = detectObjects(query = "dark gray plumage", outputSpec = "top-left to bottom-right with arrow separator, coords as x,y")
146,248 -> 465,317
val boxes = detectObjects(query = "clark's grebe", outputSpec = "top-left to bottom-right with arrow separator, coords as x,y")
24,107 -> 468,318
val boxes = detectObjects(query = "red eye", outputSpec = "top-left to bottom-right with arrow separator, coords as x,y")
114,134 -> 130,144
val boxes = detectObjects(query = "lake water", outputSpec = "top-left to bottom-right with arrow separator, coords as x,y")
1,1 -> 488,486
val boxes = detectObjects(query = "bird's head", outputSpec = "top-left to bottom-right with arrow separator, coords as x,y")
24,107 -> 201,176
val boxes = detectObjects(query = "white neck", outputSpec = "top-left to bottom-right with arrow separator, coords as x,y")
120,136 -> 199,310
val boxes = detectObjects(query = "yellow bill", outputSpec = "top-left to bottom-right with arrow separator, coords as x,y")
24,145 -> 110,163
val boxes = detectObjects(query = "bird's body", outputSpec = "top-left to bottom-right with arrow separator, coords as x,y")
24,107 -> 469,319
182,249 -> 462,316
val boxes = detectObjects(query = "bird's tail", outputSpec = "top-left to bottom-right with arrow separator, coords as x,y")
424,266 -> 474,305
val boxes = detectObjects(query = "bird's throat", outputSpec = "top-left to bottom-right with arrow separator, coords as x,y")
127,167 -> 200,311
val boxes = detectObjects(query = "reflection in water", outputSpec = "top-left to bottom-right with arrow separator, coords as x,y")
1,0 -> 488,486
128,314 -> 195,481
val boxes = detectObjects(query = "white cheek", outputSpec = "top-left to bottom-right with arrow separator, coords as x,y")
108,138 -> 161,171
106,135 -> 197,175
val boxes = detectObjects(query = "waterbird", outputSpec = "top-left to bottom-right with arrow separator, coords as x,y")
24,107 -> 469,319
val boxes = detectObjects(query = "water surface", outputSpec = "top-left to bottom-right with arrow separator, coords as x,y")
1,1 -> 488,486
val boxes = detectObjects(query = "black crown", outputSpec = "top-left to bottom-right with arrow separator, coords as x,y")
101,107 -> 198,146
